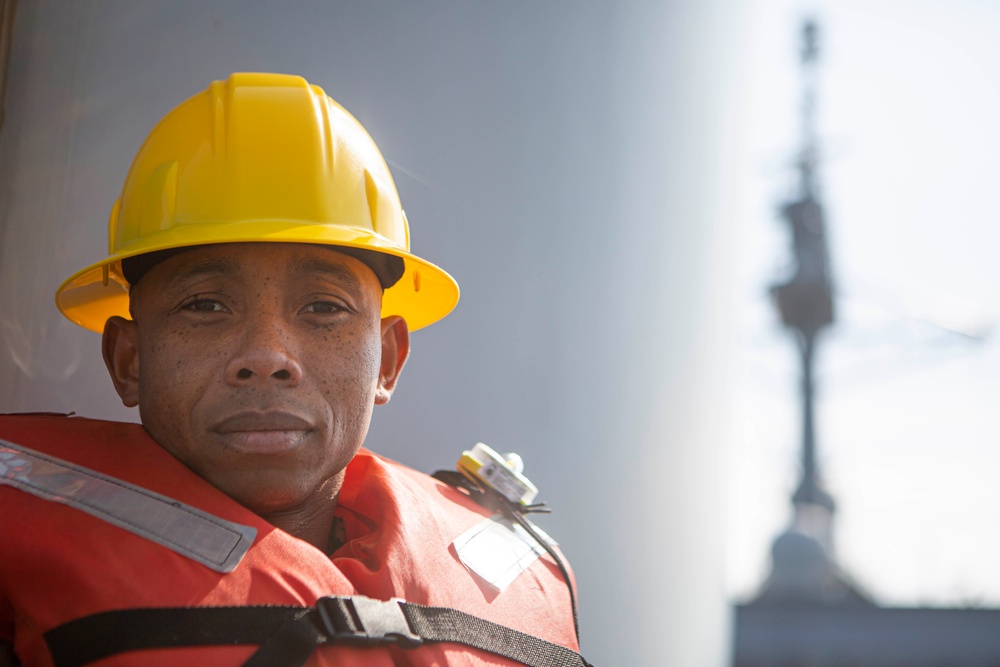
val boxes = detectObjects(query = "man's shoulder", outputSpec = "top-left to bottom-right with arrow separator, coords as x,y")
343,448 -> 493,522
0,413 -> 180,486
347,447 -> 446,492
0,412 -> 143,429
0,413 -> 261,525
0,413 -> 149,451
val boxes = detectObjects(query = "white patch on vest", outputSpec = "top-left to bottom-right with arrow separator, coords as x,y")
0,439 -> 256,573
452,515 -> 556,592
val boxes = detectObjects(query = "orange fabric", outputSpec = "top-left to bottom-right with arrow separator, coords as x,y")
0,414 -> 578,666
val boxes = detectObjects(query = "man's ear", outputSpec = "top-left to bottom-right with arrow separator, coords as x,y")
102,316 -> 140,408
375,315 -> 410,405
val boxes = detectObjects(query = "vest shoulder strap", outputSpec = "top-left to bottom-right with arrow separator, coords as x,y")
0,439 -> 256,572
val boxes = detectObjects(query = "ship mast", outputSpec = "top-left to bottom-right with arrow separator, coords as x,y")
753,20 -> 868,605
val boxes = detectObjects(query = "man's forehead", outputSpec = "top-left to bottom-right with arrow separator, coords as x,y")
122,242 -> 403,291
155,243 -> 375,289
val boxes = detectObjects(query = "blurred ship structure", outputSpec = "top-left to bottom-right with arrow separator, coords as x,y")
754,18 -> 867,608
732,19 -> 1000,667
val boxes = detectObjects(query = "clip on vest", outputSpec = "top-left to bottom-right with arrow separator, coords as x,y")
316,596 -> 422,648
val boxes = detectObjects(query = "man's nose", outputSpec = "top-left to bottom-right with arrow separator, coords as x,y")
225,314 -> 303,386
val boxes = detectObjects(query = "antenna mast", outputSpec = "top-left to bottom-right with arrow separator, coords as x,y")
753,19 -> 868,605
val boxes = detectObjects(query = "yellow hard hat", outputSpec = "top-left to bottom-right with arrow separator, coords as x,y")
56,72 -> 459,332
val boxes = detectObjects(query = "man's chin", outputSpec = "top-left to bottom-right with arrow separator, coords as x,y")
202,472 -> 319,516
216,466 -> 348,517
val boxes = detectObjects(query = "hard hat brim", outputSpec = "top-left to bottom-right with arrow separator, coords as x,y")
56,221 -> 459,334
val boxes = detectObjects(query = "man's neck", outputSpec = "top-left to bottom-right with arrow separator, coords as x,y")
256,474 -> 343,552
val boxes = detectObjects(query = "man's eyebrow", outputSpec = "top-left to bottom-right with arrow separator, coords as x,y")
292,255 -> 364,292
162,257 -> 237,291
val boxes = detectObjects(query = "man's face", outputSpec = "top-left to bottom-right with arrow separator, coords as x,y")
103,242 -> 408,516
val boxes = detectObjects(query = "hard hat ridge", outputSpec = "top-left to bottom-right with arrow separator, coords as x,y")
56,72 -> 459,332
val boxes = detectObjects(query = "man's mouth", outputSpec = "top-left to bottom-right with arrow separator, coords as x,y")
211,411 -> 314,454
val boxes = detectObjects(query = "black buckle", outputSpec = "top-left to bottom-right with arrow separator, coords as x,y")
315,596 -> 423,648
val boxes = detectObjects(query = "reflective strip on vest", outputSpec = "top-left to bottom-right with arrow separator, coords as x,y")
0,439 -> 256,572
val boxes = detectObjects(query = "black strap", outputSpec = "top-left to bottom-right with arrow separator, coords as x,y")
404,605 -> 587,667
44,596 -> 592,667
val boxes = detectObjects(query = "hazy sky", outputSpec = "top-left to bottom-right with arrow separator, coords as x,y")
726,0 -> 1000,607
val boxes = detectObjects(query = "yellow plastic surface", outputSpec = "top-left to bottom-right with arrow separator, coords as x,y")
56,73 -> 459,333
457,446 -> 538,506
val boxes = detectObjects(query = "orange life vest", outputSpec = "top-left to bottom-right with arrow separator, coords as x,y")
0,414 -> 580,666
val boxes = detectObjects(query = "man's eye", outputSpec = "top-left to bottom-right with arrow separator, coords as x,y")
183,299 -> 226,312
302,301 -> 343,314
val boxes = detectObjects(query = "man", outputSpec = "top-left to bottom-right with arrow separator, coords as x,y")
0,73 -> 586,666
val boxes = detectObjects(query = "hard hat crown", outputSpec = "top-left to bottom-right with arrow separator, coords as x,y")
57,73 -> 458,332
